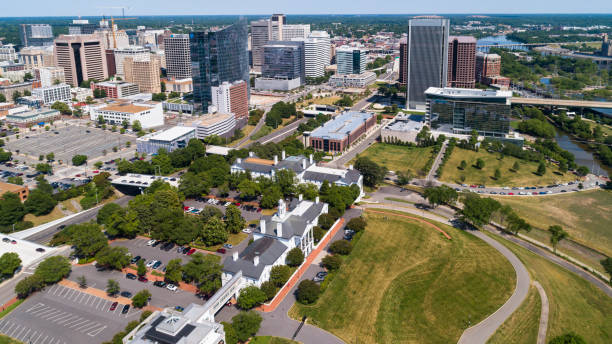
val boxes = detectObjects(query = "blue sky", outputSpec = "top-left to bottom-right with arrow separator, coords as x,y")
2,0 -> 612,17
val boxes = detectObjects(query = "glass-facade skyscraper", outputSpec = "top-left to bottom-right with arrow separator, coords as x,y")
262,41 -> 304,82
406,18 -> 449,109
190,19 -> 249,113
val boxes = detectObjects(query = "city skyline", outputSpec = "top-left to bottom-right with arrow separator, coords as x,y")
2,0 -> 612,17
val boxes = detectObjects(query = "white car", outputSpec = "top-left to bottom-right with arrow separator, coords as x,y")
146,239 -> 157,246
503,187 -> 510,190
166,284 -> 178,292
224,202 -> 231,207
146,260 -> 157,268
242,228 -> 251,234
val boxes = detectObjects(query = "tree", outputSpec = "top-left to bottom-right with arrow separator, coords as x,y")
160,81 -> 166,92
275,169 -> 297,197
237,179 -> 260,200
506,214 -> 532,235
548,332 -> 587,344
45,152 -> 55,161
0,192 -> 26,226
329,240 -> 352,255
313,226 -> 325,242
152,93 -> 167,101
237,286 -> 267,310
459,194 -> 501,228
396,171 -> 411,185
260,186 -> 282,209
475,158 -> 485,169
12,91 -> 21,101
346,217 -> 367,233
576,165 -> 589,176
286,248 -> 304,267
600,257 -> 612,284
549,225 -> 568,253
269,265 -> 292,287
14,274 -> 43,298
132,120 -> 142,132
0,93 -> 5,102
95,246 -> 130,270
260,281 -> 277,300
225,205 -> 245,234
296,280 -> 320,304
559,160 -> 568,173
93,89 -> 107,98
105,210 -> 140,238
97,203 -> 123,225
72,154 -> 88,166
536,161 -> 547,176
201,217 -> 229,246
70,223 -> 108,257
318,213 -> 336,230
321,254 -> 342,271
423,185 -> 458,208
24,189 -> 57,216
459,160 -> 467,170
106,279 -> 120,296
137,259 -> 147,276
0,252 -> 21,277
77,275 -> 87,288
511,161 -> 520,172
35,256 -> 71,284
182,253 -> 222,290
51,101 -> 71,115
132,289 -> 152,308
494,168 -> 501,180
355,156 -> 387,187
231,311 -> 262,343
164,259 -> 183,284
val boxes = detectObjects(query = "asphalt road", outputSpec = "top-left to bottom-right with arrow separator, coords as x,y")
255,118 -> 308,145
24,196 -> 133,245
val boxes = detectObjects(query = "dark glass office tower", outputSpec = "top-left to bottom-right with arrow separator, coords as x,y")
406,18 -> 449,109
190,19 -> 249,113
262,41 -> 305,82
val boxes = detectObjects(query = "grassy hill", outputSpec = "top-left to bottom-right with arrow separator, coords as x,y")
291,210 -> 516,344
352,143 -> 434,177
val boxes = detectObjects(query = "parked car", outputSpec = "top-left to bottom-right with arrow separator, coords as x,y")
120,291 -> 132,298
182,247 -> 191,255
223,244 -> 233,249
216,248 -> 226,254
126,273 -> 137,280
110,302 -> 118,311
152,261 -> 162,269
167,284 -> 178,292
130,256 -> 141,264
174,305 -> 184,312
146,260 -> 157,268
146,239 -> 157,246
122,305 -> 130,314
2,238 -> 10,243
138,276 -> 148,283
242,228 -> 251,234
153,281 -> 166,287
186,248 -> 196,256
36,248 -> 45,253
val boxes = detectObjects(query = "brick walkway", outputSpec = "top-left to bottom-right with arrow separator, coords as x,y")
259,218 -> 346,312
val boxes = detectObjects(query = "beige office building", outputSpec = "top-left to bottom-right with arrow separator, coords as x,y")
124,55 -> 161,94
54,34 -> 108,87
20,46 -> 55,69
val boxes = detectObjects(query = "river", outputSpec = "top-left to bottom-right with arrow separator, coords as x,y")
476,35 -> 528,52
554,129 -> 609,177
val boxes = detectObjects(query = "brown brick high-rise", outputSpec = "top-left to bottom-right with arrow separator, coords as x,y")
399,37 -> 408,86
447,36 -> 476,88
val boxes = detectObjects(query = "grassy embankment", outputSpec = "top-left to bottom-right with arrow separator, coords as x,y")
351,143 -> 434,178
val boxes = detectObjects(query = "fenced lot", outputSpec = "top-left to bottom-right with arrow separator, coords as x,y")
5,126 -> 133,164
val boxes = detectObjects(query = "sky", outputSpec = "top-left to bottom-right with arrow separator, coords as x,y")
2,0 -> 612,17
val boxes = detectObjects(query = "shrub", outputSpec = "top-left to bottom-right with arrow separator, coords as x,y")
346,217 -> 367,232
313,226 -> 325,242
269,265 -> 292,287
231,311 -> 262,343
285,248 -> 304,267
321,254 -> 342,271
329,240 -> 352,255
237,286 -> 267,310
318,213 -> 336,230
132,289 -> 152,308
260,281 -> 277,300
548,332 -> 586,344
296,280 -> 320,304
14,274 -> 43,298
35,256 -> 71,283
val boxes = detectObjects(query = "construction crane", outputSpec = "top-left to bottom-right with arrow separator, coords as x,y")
110,16 -> 137,48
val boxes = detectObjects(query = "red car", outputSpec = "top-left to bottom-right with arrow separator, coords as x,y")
110,301 -> 118,311
138,276 -> 148,282
183,206 -> 190,211
187,248 -> 196,255
234,202 -> 241,206
508,192 -> 514,195
75,174 -> 81,177
93,170 -> 99,173
532,192 -> 538,195
217,248 -> 226,254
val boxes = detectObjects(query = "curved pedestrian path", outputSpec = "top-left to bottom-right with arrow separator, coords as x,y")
534,281 -> 549,344
359,203 -> 530,344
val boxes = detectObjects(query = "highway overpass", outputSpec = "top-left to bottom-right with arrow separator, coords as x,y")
511,97 -> 612,109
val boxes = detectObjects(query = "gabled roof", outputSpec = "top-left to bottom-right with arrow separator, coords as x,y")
222,237 -> 287,280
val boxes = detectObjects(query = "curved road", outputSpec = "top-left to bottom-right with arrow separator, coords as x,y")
360,203 -> 530,344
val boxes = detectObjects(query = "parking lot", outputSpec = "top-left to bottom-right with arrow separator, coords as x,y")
183,198 -> 263,223
110,237 -> 213,268
1,284 -> 133,344
5,125 -> 134,165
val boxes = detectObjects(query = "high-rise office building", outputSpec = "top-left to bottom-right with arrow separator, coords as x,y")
54,34 -> 108,87
475,52 -> 501,83
405,18 -> 449,109
282,24 -> 311,40
20,24 -> 54,47
302,31 -> 331,78
336,46 -> 366,75
211,80 -> 249,126
399,37 -> 408,86
113,46 -> 150,76
250,14 -> 285,71
164,34 -> 191,79
124,55 -> 161,94
447,36 -> 476,88
262,41 -> 305,82
190,19 -> 249,113
68,20 -> 98,35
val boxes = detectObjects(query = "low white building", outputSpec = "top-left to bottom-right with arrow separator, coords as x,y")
329,71 -> 376,88
137,126 -> 196,154
34,66 -> 65,88
90,100 -> 163,129
254,77 -> 302,91
31,83 -> 71,104
193,113 -> 236,139
70,87 -> 93,102
222,198 -> 328,288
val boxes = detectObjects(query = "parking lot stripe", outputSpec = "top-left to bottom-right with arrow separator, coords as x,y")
30,306 -> 51,316
31,332 -> 42,344
7,323 -> 22,337
34,307 -> 57,317
38,335 -> 49,344
84,294 -> 94,305
62,287 -> 74,299
51,313 -> 73,323
20,328 -> 31,341
64,317 -> 85,327
2,323 -> 16,336
14,325 -> 27,339
94,297 -> 103,309
68,319 -> 90,329
57,286 -> 70,298
40,309 -> 62,319
76,321 -> 100,332
0,320 -> 12,332
87,325 -> 107,337
76,292 -> 87,303
57,315 -> 79,325
45,311 -> 67,321
25,302 -> 45,313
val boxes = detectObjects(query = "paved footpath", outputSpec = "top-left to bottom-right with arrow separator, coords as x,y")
534,281 -> 549,344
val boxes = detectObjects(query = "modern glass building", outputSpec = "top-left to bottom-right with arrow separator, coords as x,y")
425,87 -> 512,137
19,24 -> 54,47
406,18 -> 449,109
262,41 -> 305,82
190,19 -> 249,114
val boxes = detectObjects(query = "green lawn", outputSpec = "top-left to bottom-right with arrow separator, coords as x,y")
487,285 -> 540,344
352,143 -> 434,177
492,190 -> 612,276
0,334 -> 22,344
291,210 -> 515,344
488,233 -> 612,343
439,147 -> 576,187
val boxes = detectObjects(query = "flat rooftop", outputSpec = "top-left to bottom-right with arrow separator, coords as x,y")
310,111 -> 374,140
140,126 -> 195,142
425,87 -> 512,99
100,103 -> 151,114
196,113 -> 234,126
